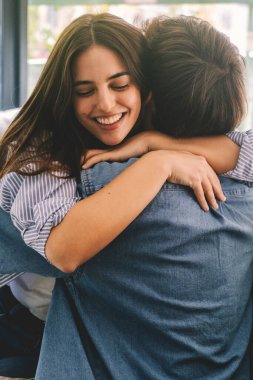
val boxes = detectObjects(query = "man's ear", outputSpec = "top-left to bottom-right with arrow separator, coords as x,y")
143,92 -> 155,130
145,92 -> 156,115
144,92 -> 156,113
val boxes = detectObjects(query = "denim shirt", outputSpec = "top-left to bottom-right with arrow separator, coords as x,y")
1,160 -> 253,379
0,208 -> 64,278
37,160 -> 253,380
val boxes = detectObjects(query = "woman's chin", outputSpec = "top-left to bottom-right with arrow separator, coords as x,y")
99,133 -> 126,147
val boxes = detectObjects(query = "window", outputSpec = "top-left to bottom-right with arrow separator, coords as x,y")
1,1 -> 252,129
0,0 -> 27,110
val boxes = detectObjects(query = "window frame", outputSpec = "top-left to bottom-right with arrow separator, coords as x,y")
0,0 -> 27,110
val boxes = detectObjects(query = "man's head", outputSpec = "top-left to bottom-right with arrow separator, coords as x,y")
145,15 -> 247,137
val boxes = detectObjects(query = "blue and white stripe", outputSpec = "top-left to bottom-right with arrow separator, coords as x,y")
0,129 -> 253,287
226,130 -> 253,181
0,171 -> 80,286
0,273 -> 24,287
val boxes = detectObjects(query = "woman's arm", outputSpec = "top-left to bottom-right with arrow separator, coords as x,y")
224,130 -> 253,181
46,150 -> 224,272
144,132 -> 240,174
83,131 -> 240,174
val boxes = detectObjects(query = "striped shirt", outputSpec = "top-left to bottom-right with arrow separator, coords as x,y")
224,130 -> 253,181
0,172 -> 80,287
0,130 -> 253,287
0,273 -> 25,287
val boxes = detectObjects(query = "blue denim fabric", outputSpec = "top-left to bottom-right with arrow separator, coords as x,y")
0,208 -> 64,277
36,277 -> 97,380
36,160 -> 253,379
0,209 -> 67,378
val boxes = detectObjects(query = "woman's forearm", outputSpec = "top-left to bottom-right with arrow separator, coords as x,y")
46,150 -> 172,272
146,132 -> 240,174
46,149 -> 223,272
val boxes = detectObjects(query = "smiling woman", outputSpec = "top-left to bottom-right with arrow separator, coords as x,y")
72,45 -> 142,146
0,13 -> 149,178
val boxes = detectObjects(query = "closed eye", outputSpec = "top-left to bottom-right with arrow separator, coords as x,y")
76,89 -> 95,97
112,84 -> 129,91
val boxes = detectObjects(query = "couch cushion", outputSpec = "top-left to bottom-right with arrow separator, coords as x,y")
0,108 -> 20,137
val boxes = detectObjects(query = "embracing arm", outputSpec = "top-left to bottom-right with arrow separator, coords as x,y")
143,132 -> 240,174
46,150 -> 224,272
1,150 -> 224,273
83,131 -> 240,174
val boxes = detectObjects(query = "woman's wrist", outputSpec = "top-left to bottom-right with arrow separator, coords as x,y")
144,149 -> 173,178
143,131 -> 174,152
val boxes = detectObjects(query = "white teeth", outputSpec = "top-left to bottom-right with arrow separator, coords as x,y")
96,113 -> 122,125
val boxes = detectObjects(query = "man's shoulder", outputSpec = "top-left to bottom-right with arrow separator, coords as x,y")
219,176 -> 253,197
80,159 -> 137,197
80,160 -> 253,200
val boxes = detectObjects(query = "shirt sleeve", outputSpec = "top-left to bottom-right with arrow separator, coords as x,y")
0,273 -> 24,287
0,172 -> 80,259
225,130 -> 253,181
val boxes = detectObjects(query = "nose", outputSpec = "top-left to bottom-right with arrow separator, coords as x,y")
97,88 -> 115,113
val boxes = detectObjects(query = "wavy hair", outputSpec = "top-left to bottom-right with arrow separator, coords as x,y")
0,13 -> 148,178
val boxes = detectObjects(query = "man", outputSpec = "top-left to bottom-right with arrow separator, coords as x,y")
36,16 -> 253,379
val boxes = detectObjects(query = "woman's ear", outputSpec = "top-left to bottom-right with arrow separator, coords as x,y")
144,91 -> 152,106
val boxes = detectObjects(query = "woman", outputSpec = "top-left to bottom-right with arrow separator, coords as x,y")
0,13 -> 245,378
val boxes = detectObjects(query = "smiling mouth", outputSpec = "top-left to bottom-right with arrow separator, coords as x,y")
94,113 -> 125,126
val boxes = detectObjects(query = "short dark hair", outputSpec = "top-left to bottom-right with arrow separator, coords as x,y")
145,15 -> 247,137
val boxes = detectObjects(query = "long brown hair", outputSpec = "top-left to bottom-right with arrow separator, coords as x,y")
0,13 -> 148,178
145,15 -> 247,137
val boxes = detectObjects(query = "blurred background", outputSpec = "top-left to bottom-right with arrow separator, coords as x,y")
0,0 -> 252,129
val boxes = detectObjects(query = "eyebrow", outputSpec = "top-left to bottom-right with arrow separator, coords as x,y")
73,71 -> 130,87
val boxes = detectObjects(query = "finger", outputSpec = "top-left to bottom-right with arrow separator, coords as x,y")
85,149 -> 108,161
192,183 -> 209,211
209,175 -> 226,202
204,165 -> 226,203
80,154 -> 85,165
82,152 -> 112,169
204,166 -> 226,203
201,179 -> 218,209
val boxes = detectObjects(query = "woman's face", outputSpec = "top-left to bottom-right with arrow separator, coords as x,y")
72,45 -> 142,146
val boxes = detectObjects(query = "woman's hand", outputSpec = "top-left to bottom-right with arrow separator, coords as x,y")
48,149 -> 225,271
164,150 -> 225,211
81,130 -> 240,176
82,132 -> 150,169
82,146 -> 225,211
